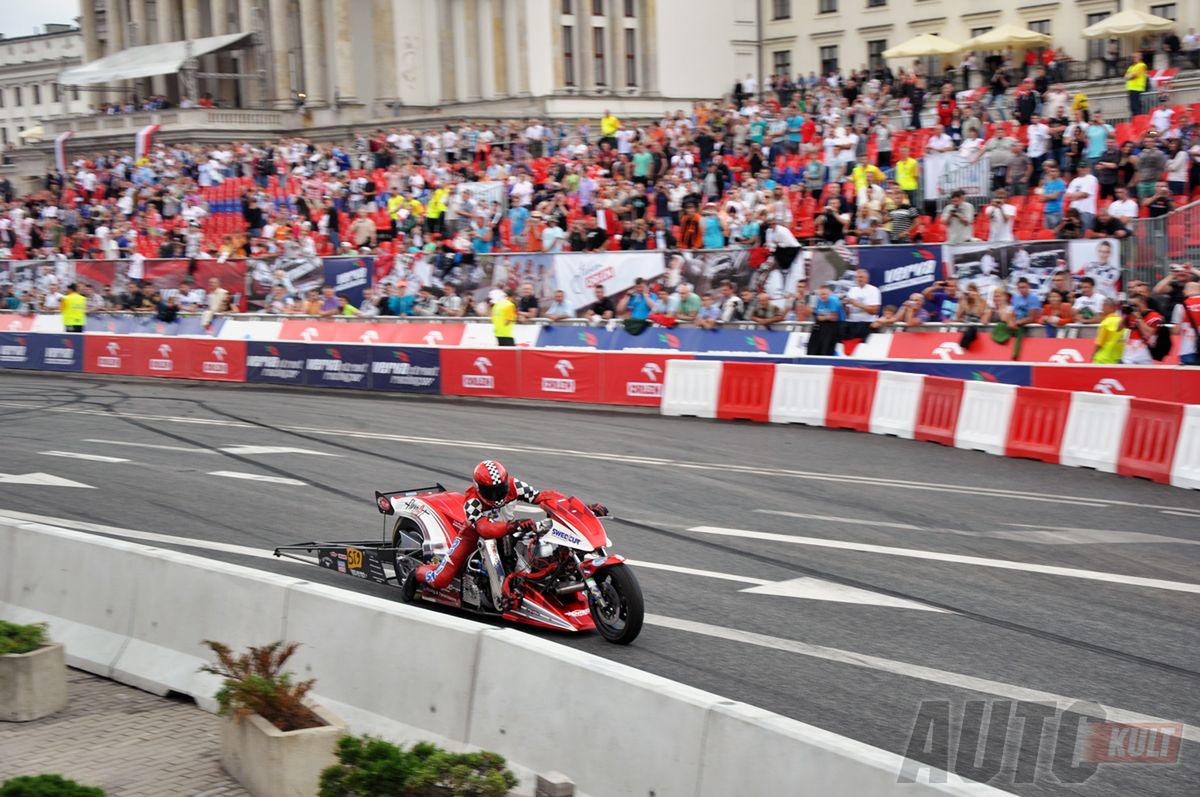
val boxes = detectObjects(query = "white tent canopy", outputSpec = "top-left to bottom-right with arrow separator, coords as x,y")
964,24 -> 1052,49
57,32 -> 253,85
1082,9 -> 1174,39
882,34 -> 963,60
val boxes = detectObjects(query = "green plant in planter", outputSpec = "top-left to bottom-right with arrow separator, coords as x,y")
200,640 -> 321,732
320,735 -> 518,797
0,621 -> 48,656
0,774 -> 106,797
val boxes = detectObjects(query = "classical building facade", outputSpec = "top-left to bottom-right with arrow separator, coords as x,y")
74,0 -> 741,117
749,0 -> 1200,81
0,25 -> 88,148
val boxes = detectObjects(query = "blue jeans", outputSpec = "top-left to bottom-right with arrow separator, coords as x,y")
1181,352 -> 1199,366
1044,212 -> 1061,230
1079,212 -> 1095,232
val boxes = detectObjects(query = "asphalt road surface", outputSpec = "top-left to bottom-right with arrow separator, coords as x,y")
1,372 -> 1197,796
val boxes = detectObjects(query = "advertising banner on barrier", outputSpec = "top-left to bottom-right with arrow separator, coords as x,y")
1030,365 -> 1186,403
856,246 -> 943,309
0,331 -> 33,368
72,259 -> 248,309
944,239 -> 1122,300
303,344 -> 372,389
321,257 -> 372,306
246,341 -> 307,385
11,334 -> 85,372
183,339 -> 247,382
535,325 -> 621,350
0,315 -> 36,332
83,334 -> 139,375
275,320 -> 468,347
886,332 -> 1100,364
807,357 -> 1033,386
518,350 -> 603,403
440,348 -> 520,398
553,252 -> 665,312
370,347 -> 442,394
696,328 -> 791,356
599,353 -> 689,406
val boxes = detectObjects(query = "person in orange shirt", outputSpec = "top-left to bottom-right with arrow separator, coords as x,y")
1038,288 -> 1075,337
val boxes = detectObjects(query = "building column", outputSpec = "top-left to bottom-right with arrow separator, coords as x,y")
476,0 -> 495,100
371,0 -> 397,111
239,0 -> 263,106
78,0 -> 102,110
105,0 -> 129,104
503,0 -> 520,96
333,0 -> 358,104
298,0 -> 326,104
182,0 -> 203,38
450,0 -> 469,102
267,0 -> 291,106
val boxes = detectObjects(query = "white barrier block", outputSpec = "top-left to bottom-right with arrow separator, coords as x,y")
467,628 -> 713,797
117,550 -> 303,704
1171,405 -> 1200,490
1060,392 -> 1131,473
848,332 -> 894,360
700,702 -> 1008,797
1,522 -> 144,678
769,364 -> 833,425
31,315 -> 65,334
661,359 -> 721,418
954,381 -> 1016,455
868,371 -> 924,439
283,582 -> 484,746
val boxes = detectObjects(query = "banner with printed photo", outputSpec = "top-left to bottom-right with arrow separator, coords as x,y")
1067,238 -> 1122,299
944,243 -> 1008,301
855,245 -> 942,309
799,245 -> 860,298
552,251 -> 666,312
485,253 -> 556,303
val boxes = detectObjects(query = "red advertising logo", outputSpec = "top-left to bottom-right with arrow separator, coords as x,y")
600,353 -> 690,407
519,351 -> 601,403
1084,722 -> 1182,764
441,348 -> 520,397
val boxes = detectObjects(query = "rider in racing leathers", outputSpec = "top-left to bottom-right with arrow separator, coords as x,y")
412,459 -> 606,592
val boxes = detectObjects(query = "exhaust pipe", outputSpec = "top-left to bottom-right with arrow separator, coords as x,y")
554,582 -> 586,596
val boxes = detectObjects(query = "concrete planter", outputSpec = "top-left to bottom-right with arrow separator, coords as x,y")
0,643 -> 68,722
220,702 -> 345,797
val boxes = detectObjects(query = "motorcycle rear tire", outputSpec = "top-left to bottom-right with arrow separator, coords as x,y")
589,564 -> 644,645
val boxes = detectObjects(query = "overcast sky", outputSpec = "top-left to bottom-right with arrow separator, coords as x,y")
0,1 -> 80,38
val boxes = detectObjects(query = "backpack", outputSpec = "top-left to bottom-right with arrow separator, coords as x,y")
1150,316 -> 1173,362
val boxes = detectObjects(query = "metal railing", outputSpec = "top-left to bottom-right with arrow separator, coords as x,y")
1122,199 -> 1200,283
935,155 -> 990,209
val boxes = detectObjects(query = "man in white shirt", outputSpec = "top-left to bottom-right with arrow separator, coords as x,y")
986,189 -> 1017,243
1150,99 -> 1174,133
1026,114 -> 1051,183
843,269 -> 882,324
1065,162 -> 1099,231
510,174 -> 533,208
1107,185 -> 1139,225
1072,276 -> 1106,323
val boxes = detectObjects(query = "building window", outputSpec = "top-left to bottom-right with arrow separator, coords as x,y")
0,128 -> 7,146
820,44 -> 838,75
593,27 -> 606,85
867,0 -> 886,6
772,0 -> 790,19
624,0 -> 635,16
772,49 -> 791,77
624,28 -> 637,85
562,0 -> 572,13
73,86 -> 79,101
32,85 -> 40,105
1150,4 -> 1176,20
13,87 -> 20,106
563,26 -> 575,85
867,39 -> 887,71
0,90 -> 4,108
52,83 -> 59,102
1028,20 -> 1050,36
818,0 -> 837,12
970,27 -> 992,39
1086,13 -> 1109,61
592,0 -> 603,15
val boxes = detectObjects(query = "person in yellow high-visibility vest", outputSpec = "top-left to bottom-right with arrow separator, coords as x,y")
599,109 -> 621,151
61,282 -> 87,333
490,288 -> 517,347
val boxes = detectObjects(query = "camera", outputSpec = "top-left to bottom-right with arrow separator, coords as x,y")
1121,304 -> 1136,316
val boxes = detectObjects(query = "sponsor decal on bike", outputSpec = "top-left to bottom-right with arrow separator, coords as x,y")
346,547 -> 364,571
566,608 -> 591,617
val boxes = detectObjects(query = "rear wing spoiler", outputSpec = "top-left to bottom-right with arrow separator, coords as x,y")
375,484 -> 446,514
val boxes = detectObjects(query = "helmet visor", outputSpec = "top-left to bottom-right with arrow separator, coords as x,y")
477,479 -> 508,504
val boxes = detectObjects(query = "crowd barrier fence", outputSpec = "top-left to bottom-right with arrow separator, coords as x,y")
0,519 -> 1005,797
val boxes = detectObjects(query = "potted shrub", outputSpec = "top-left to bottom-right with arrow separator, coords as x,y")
202,640 -> 345,797
0,621 -> 67,722
319,735 -> 518,797
0,774 -> 106,796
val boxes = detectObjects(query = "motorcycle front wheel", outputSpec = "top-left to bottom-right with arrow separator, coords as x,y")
589,564 -> 644,645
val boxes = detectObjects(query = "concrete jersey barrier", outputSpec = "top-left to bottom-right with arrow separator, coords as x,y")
0,519 -> 1006,796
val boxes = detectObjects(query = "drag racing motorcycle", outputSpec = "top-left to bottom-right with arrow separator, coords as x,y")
381,484 -> 643,645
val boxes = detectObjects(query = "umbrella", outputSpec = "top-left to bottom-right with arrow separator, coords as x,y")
882,34 -> 963,60
963,24 -> 1052,49
17,125 -> 44,142
1082,8 -> 1174,38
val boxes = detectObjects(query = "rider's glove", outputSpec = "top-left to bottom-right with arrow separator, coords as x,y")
511,518 -> 538,537
587,503 -> 609,517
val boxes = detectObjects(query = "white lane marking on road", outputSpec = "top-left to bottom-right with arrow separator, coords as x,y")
0,472 -> 94,488
218,445 -> 342,457
40,451 -> 130,463
625,559 -> 770,586
84,439 -> 217,453
1160,510 -> 1200,518
688,526 -> 1200,595
755,509 -> 922,530
7,400 -> 1200,513
999,524 -> 1200,546
740,578 -> 949,612
207,471 -> 307,486
646,614 -> 1200,745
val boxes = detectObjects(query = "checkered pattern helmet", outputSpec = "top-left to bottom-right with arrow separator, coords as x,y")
472,460 -> 510,505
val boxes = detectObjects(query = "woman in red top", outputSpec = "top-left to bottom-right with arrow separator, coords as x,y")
1038,289 -> 1076,337
935,84 -> 957,128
